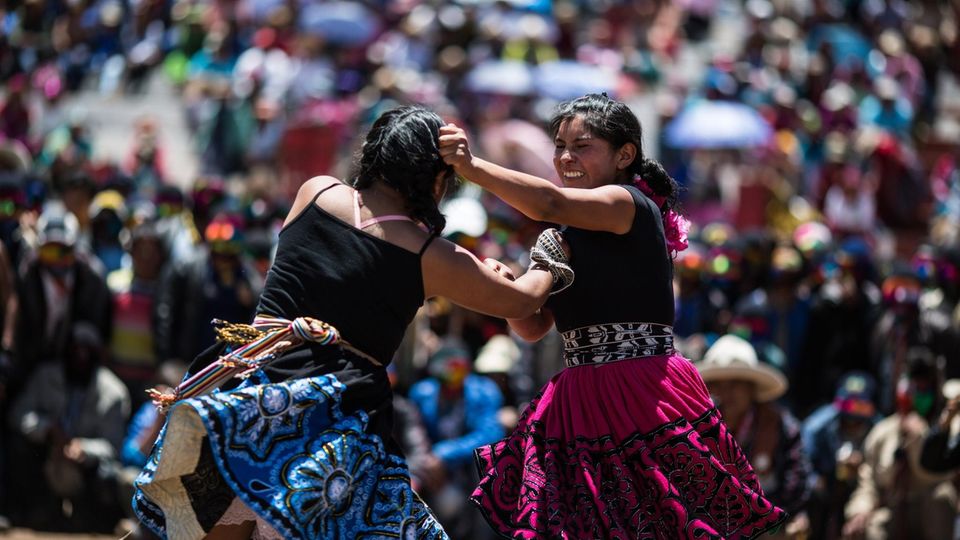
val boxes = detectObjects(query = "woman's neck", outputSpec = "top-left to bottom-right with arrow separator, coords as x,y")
360,180 -> 408,212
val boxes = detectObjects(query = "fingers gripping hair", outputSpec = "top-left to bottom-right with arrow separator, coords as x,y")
354,106 -> 454,233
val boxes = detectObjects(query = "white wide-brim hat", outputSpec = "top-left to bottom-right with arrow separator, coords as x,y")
697,334 -> 788,403
475,335 -> 521,374
943,379 -> 960,401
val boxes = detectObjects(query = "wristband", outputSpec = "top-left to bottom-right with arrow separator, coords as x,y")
529,246 -> 575,294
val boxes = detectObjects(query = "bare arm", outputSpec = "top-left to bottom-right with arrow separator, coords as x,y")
439,125 -> 636,233
478,259 -> 556,341
422,239 -> 553,320
507,308 -> 555,342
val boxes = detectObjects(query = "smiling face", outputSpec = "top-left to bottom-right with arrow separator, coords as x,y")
553,115 -> 635,189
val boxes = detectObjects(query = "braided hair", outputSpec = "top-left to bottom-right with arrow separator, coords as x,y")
548,93 -> 679,212
353,106 -> 454,234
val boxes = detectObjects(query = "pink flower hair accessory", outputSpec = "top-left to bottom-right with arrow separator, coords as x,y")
664,210 -> 691,255
634,176 -> 667,208
633,176 -> 689,256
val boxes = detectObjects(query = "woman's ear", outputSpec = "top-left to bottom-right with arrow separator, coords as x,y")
616,143 -> 638,171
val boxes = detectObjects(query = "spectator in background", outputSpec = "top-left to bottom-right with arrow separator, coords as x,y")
802,371 -> 882,540
409,342 -> 504,540
39,110 -> 94,194
871,271 -> 928,414
798,239 -> 882,415
188,177 -> 227,239
153,213 -> 259,364
823,165 -> 876,241
152,185 -> 199,266
673,242 -> 718,340
0,174 -> 30,271
7,322 -> 130,532
473,334 -> 524,431
108,222 -> 167,408
0,75 -> 30,148
842,355 -> 956,540
698,334 -> 812,538
117,360 -> 186,539
11,203 -> 112,391
919,379 -> 960,474
123,116 -> 166,202
89,189 -> 129,276
386,364 -> 442,498
58,171 -> 98,255
765,245 -> 812,381
858,77 -> 914,140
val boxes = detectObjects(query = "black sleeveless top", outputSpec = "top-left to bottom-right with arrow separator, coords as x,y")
256,193 -> 429,363
546,184 -> 675,331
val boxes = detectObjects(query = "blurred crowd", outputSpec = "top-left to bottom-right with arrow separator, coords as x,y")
1,0 -> 960,538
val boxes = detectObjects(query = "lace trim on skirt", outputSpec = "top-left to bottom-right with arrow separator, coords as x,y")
219,498 -> 283,540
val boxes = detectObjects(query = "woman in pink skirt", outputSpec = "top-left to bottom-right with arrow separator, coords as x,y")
439,94 -> 787,538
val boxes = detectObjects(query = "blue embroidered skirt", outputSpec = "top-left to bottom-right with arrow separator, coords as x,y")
133,344 -> 448,539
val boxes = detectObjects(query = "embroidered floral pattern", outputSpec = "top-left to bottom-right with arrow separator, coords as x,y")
472,405 -> 786,539
208,378 -> 327,460
282,416 -> 379,537
134,374 -> 447,540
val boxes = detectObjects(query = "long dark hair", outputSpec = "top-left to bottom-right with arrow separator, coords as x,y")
548,93 -> 679,212
353,106 -> 453,234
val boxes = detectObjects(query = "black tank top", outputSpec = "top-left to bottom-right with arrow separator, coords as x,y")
546,184 -> 675,331
256,190 -> 433,363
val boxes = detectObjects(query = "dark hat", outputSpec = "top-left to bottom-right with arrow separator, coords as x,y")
833,371 -> 877,419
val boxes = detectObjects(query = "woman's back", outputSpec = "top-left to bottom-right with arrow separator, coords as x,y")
257,181 -> 430,363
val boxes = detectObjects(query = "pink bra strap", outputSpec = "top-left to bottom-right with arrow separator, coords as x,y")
359,215 -> 417,229
353,189 -> 416,230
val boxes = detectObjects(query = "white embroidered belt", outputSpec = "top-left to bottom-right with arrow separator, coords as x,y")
561,322 -> 674,367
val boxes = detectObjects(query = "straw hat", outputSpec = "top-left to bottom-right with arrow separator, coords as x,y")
475,335 -> 520,374
943,379 -> 960,401
697,335 -> 788,402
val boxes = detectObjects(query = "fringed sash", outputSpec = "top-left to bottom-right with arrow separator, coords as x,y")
147,315 -> 341,410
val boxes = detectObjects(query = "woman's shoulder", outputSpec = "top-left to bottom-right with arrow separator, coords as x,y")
617,183 -> 659,212
298,175 -> 347,198
284,176 -> 349,228
610,183 -> 661,232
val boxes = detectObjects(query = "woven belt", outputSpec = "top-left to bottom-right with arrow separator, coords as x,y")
147,315 -> 376,411
561,322 -> 674,367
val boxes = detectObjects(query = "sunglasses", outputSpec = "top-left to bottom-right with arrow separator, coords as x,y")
38,243 -> 74,264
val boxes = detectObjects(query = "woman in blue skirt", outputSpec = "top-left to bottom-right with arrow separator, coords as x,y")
132,106 -> 573,539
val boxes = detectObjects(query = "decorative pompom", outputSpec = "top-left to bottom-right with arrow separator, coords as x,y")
634,175 -> 689,256
664,210 -> 691,256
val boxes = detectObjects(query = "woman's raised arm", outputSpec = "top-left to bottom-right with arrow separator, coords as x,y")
439,124 -> 636,234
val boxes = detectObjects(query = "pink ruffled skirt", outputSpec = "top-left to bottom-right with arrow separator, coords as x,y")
471,352 -> 787,539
